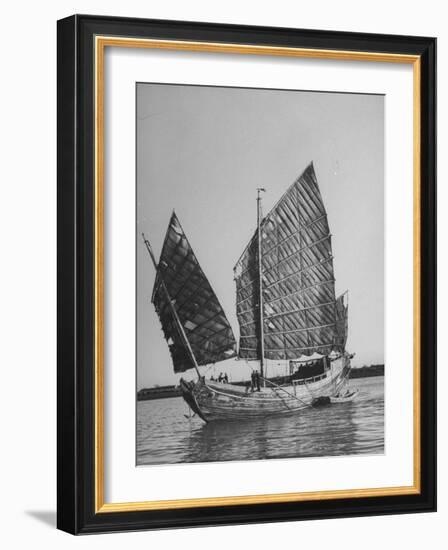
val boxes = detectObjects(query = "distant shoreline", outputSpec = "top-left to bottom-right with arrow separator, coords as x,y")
137,364 -> 384,401
349,364 -> 384,379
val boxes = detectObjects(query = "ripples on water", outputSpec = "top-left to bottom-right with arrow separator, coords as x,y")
137,376 -> 384,465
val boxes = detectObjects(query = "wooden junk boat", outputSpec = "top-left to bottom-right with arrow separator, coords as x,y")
143,162 -> 352,423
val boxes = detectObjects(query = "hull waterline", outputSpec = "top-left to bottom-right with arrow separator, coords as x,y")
180,355 -> 351,423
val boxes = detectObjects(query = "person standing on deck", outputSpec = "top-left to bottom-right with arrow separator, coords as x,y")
251,370 -> 261,392
255,370 -> 261,391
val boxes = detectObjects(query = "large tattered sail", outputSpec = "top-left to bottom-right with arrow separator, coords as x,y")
152,213 -> 237,373
234,162 -> 345,360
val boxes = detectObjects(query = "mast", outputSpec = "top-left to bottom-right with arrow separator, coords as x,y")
142,233 -> 201,379
256,188 -> 266,381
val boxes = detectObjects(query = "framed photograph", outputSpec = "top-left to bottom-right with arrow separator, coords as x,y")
57,15 -> 436,534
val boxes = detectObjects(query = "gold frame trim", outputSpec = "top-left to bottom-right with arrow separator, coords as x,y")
94,36 -> 422,514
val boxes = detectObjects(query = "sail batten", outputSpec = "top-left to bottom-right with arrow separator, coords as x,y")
234,162 -> 347,361
152,212 -> 237,373
240,300 -> 337,327
263,256 -> 334,290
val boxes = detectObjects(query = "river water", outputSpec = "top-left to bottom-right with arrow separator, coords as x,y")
137,376 -> 384,466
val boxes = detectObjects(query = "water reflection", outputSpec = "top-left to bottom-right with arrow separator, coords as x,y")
137,376 -> 384,465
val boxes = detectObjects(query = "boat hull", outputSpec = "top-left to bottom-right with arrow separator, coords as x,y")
180,355 -> 351,422
329,389 -> 358,403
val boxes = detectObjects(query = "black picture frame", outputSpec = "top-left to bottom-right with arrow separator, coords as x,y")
57,14 -> 436,534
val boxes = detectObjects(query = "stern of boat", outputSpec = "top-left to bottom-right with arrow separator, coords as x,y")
329,352 -> 353,394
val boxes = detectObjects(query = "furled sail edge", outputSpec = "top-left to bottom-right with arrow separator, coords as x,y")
334,291 -> 349,352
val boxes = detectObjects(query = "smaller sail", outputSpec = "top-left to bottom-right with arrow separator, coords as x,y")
152,212 -> 237,373
334,293 -> 348,351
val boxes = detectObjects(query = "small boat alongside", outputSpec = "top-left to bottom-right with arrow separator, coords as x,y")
330,390 -> 358,404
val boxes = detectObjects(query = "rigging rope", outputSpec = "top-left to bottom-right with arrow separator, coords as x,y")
261,377 -> 310,408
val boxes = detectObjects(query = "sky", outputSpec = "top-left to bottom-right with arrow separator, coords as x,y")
136,83 -> 384,389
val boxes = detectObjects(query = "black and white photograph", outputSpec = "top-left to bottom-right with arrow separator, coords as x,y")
136,83 -> 385,466
0,0 -> 439,543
